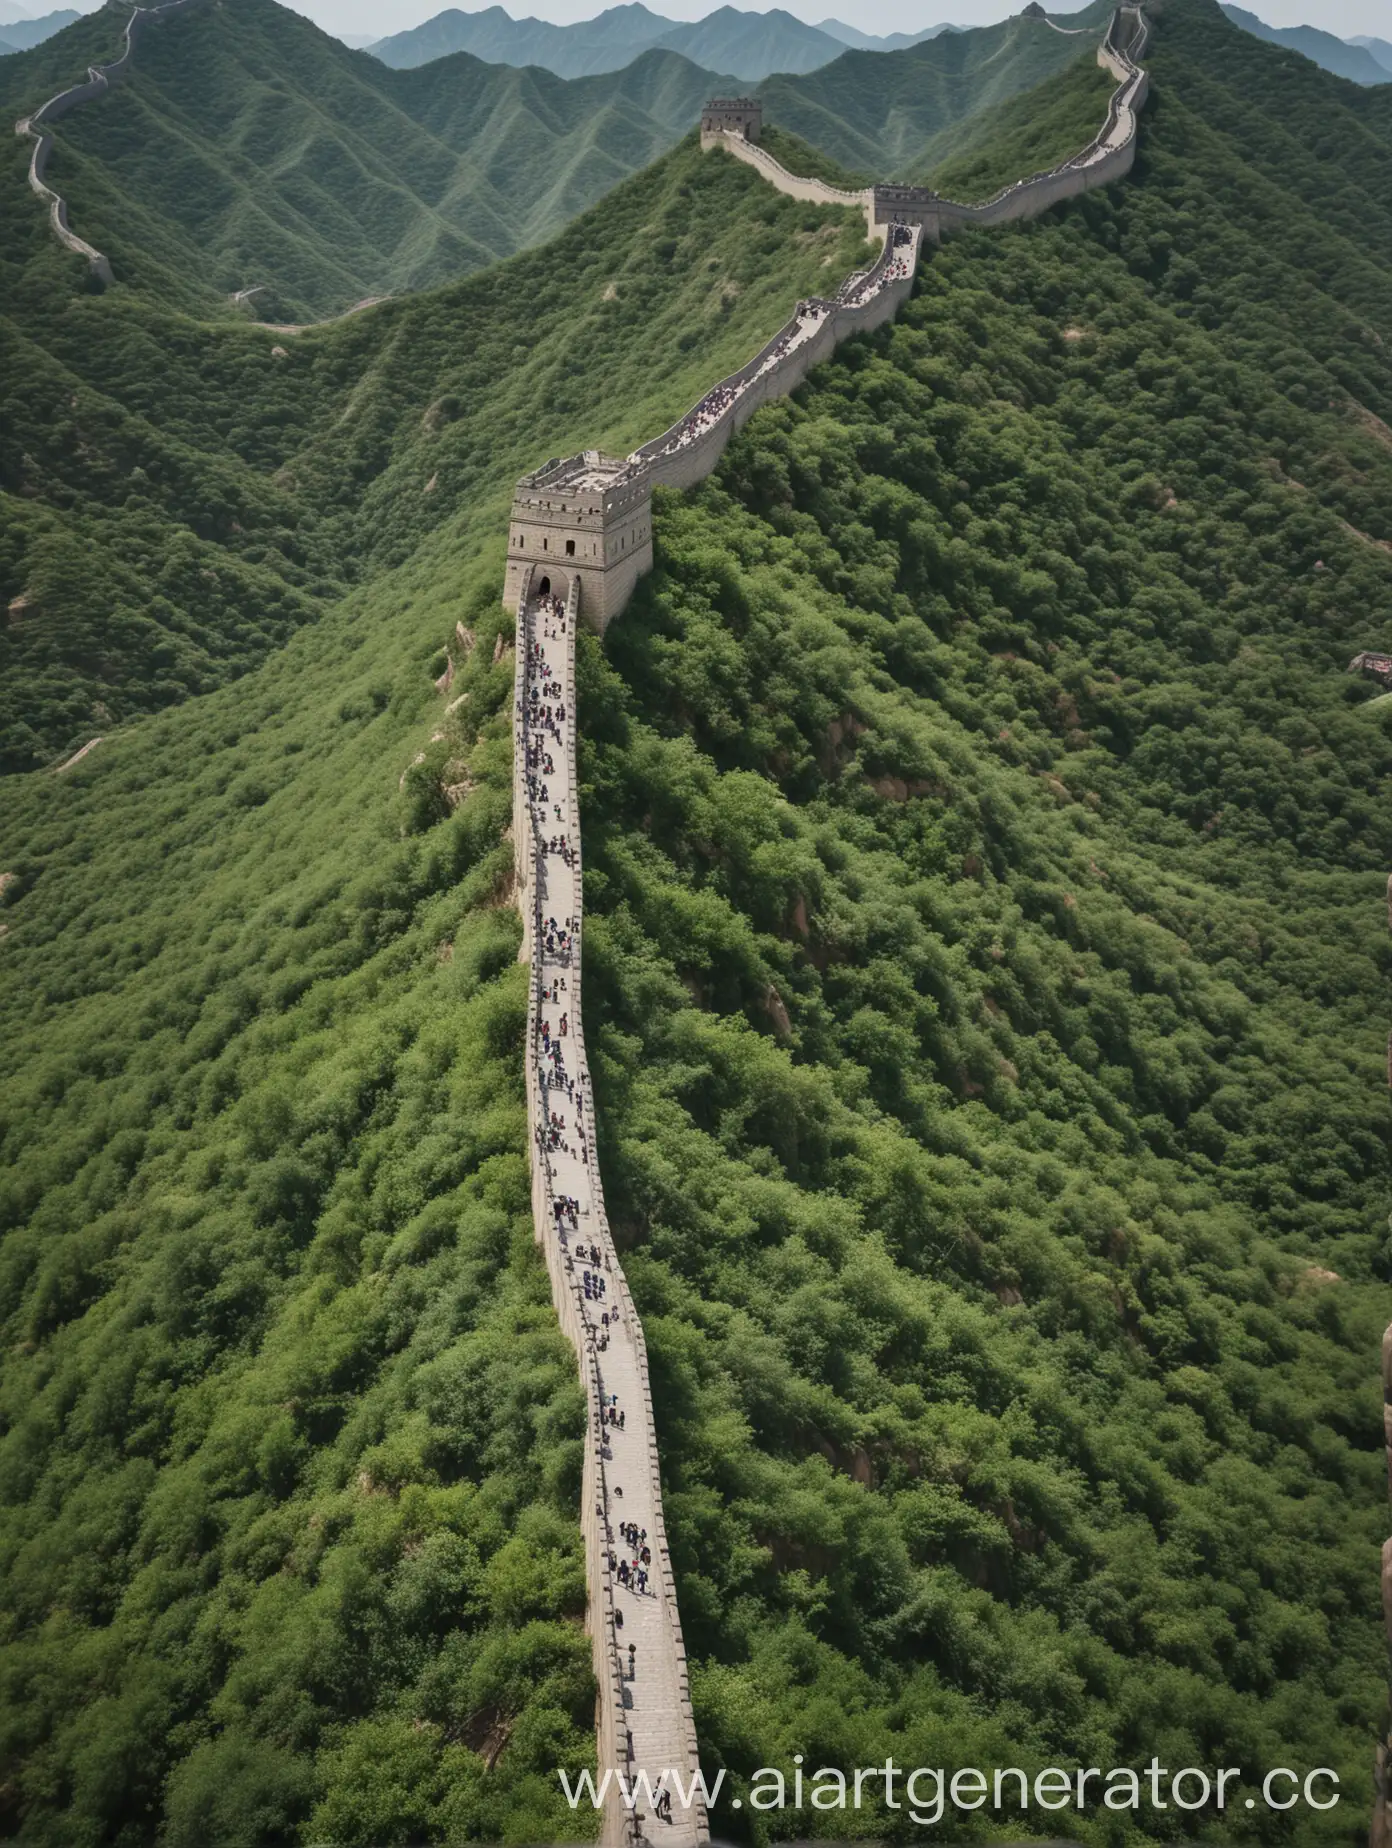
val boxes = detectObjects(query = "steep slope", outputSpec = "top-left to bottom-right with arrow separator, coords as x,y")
0,124 -> 872,765
370,2 -> 677,77
1352,35 -> 1392,74
0,0 -> 732,321
922,50 -> 1117,197
758,0 -> 1113,177
1,0 -> 1391,1842
652,6 -> 847,80
1222,3 -> 1392,85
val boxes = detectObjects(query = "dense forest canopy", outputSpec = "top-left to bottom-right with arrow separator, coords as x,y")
0,140 -> 874,772
0,0 -> 1391,1843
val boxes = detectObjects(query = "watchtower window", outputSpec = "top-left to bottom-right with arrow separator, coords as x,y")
565,540 -> 575,556
542,538 -> 548,551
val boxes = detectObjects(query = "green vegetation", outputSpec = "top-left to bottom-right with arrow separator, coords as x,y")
1,0 -> 1391,1842
0,135 -> 871,769
925,53 -> 1116,199
763,55 -> 1119,202
759,0 -> 1111,180
0,0 -> 734,322
757,123 -> 870,191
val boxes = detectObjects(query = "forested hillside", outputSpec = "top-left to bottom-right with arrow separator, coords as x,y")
759,0 -> 1111,178
0,141 -> 872,772
0,0 -> 734,321
1,0 -> 1391,1843
0,0 -> 1113,325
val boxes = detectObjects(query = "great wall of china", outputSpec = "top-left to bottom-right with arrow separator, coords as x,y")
506,15 -> 1150,1839
31,12 -> 1392,1847
13,0 -> 209,287
503,4 -> 1149,636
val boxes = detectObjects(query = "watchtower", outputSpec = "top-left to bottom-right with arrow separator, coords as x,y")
504,453 -> 654,635
701,97 -> 763,147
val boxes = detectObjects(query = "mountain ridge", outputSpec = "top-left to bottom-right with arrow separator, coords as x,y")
0,0 -> 744,320
1,0 -> 1120,320
1221,3 -> 1392,83
369,0 -> 958,79
1,3 -> 1391,1842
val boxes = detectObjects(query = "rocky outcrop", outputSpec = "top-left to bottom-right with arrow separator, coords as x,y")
14,0 -> 208,285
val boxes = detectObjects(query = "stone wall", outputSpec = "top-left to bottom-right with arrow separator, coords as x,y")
514,573 -> 704,1843
703,131 -> 871,223
14,0 -> 208,285
511,7 -> 1150,634
504,17 -> 1153,1831
713,3 -> 1150,241
631,228 -> 919,495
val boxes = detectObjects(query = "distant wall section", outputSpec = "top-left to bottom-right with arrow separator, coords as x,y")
14,0 -> 209,285
503,226 -> 919,633
505,5 -> 1149,634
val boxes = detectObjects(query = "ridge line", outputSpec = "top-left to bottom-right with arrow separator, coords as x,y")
507,13 -> 1149,1839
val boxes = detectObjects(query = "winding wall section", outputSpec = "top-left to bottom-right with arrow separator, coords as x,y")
14,0 -> 206,285
508,16 -> 1149,1840
514,576 -> 704,1846
712,4 -> 1149,239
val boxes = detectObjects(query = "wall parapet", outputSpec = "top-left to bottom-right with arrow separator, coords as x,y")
14,0 -> 208,285
505,16 -> 1148,1826
515,575 -> 705,1844
506,6 -> 1147,634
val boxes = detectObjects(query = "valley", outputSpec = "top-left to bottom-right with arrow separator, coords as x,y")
0,0 -> 1390,1843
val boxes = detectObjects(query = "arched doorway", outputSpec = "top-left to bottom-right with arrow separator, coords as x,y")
538,575 -> 551,596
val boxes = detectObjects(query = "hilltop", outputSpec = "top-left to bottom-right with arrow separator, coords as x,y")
0,0 -> 1390,1841
0,0 -> 737,321
368,2 -> 951,80
760,0 -> 1112,176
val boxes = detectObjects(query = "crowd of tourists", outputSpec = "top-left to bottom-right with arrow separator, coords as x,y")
642,227 -> 918,466
524,588 -> 682,1825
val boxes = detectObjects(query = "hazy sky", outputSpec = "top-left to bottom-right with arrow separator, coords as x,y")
280,0 -> 1392,39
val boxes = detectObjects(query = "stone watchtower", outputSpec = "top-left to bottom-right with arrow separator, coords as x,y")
700,97 -> 763,147
503,453 -> 653,635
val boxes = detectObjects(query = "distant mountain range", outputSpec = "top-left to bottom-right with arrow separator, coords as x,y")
0,0 -> 1098,319
0,7 -> 82,51
1220,4 -> 1392,83
368,3 -> 955,81
1349,35 -> 1392,72
0,0 -> 740,318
